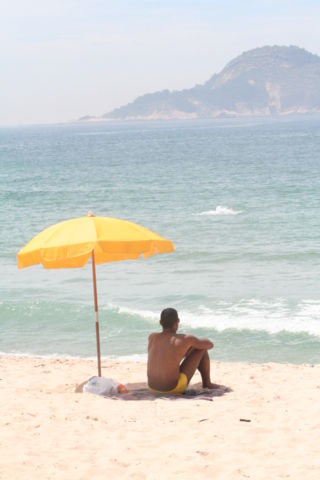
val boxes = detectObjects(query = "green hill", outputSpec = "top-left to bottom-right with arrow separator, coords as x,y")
86,46 -> 320,121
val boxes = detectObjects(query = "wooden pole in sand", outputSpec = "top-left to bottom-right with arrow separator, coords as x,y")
91,250 -> 102,377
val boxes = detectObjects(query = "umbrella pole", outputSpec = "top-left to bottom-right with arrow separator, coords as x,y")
91,251 -> 102,377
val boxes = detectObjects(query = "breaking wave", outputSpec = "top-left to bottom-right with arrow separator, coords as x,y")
197,206 -> 242,216
115,300 -> 320,337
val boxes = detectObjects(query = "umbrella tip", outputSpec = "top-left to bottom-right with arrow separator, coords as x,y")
88,211 -> 95,217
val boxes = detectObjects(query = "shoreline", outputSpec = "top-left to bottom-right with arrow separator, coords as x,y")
0,351 -> 148,363
0,351 -> 318,366
1,355 -> 319,479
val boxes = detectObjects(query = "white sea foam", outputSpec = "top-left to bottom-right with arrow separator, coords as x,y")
107,304 -> 159,323
0,351 -> 147,362
197,206 -> 242,216
0,352 -> 91,360
108,353 -> 147,363
109,300 -> 320,337
183,301 -> 320,336
117,305 -> 158,320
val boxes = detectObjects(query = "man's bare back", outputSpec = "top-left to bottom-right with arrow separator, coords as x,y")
147,308 -> 217,392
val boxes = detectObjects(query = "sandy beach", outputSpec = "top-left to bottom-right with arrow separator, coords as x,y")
0,356 -> 319,479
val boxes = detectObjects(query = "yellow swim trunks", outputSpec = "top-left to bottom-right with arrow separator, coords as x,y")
148,372 -> 188,395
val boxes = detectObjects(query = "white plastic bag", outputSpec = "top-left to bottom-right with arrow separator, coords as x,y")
83,376 -> 127,396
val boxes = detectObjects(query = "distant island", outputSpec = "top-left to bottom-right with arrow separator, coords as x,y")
80,45 -> 320,121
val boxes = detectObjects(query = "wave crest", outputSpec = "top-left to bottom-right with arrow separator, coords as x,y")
105,300 -> 320,337
197,206 -> 242,216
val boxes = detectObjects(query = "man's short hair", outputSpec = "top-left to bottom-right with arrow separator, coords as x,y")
160,308 -> 179,329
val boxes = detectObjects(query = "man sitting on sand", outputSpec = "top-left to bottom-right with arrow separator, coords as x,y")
147,307 -> 217,394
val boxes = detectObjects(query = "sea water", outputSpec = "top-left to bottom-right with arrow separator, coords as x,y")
1,117 -> 320,363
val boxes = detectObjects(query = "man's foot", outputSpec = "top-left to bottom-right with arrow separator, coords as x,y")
202,382 -> 220,389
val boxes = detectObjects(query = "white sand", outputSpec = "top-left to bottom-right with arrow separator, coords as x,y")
0,356 -> 319,479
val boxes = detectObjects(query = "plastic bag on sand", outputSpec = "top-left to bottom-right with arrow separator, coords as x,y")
83,376 -> 128,396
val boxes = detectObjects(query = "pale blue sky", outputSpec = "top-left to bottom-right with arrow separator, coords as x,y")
1,0 -> 319,125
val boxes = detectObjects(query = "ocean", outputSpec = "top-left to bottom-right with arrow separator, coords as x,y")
1,117 -> 320,364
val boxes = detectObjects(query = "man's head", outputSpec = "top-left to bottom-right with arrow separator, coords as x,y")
160,308 -> 179,331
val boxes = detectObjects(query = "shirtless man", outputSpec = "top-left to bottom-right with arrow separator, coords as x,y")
147,307 -> 217,394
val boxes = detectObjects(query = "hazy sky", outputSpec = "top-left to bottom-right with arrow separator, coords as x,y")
1,0 -> 320,126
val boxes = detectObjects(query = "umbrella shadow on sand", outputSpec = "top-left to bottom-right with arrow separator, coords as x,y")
76,380 -> 232,401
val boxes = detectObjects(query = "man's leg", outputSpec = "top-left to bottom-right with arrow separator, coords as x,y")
180,349 -> 219,389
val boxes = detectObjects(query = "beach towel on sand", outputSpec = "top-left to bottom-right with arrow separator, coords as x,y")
79,379 -> 230,401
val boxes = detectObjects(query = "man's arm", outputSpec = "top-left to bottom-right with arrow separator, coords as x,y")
184,335 -> 213,350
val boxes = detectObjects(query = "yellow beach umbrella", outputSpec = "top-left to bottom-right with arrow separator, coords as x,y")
17,212 -> 174,376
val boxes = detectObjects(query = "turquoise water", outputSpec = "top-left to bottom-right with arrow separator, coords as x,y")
1,117 -> 320,363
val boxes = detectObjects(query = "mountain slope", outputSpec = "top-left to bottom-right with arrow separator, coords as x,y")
90,46 -> 320,121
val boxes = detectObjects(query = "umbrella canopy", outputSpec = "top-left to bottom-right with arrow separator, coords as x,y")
17,214 -> 174,269
17,213 -> 174,375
